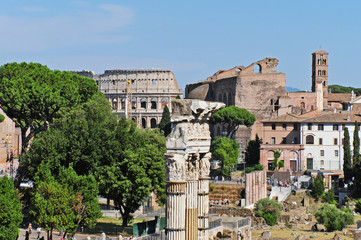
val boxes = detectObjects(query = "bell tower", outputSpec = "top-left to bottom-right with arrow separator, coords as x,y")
312,50 -> 329,107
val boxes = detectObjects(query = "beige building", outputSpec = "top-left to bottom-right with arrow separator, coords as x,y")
75,69 -> 183,128
0,109 -> 21,171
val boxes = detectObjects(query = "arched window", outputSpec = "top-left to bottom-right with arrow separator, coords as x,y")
253,64 -> 262,74
112,99 -> 118,110
300,102 -> 305,109
219,94 -> 222,102
306,135 -> 314,144
151,118 -> 157,128
161,98 -> 168,108
151,98 -> 157,109
217,126 -> 221,136
141,98 -> 147,109
142,118 -> 147,128
131,98 -> 136,109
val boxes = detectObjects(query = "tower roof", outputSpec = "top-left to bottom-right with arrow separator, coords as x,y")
312,49 -> 328,54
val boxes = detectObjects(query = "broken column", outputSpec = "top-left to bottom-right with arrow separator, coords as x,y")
165,99 -> 224,240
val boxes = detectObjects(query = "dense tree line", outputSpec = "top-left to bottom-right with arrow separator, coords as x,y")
0,62 -> 166,237
329,84 -> 361,95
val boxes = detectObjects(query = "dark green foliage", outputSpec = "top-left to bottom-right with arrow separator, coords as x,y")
245,164 -> 264,173
315,204 -> 354,231
0,176 -> 23,240
211,137 -> 239,176
355,198 -> 361,214
329,85 -> 361,96
353,121 -> 360,170
322,189 -> 337,205
0,114 -> 4,123
254,198 -> 282,226
176,95 -> 181,99
20,94 -> 117,178
98,117 -> 166,227
245,134 -> 262,165
343,127 -> 352,184
159,105 -> 171,137
0,62 -> 98,151
254,164 -> 264,171
210,106 -> 256,138
311,175 -> 325,200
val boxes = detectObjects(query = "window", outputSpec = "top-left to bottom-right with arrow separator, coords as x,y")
282,137 -> 286,144
292,137 -> 298,144
282,124 -> 287,130
294,124 -> 298,130
335,150 -> 339,157
333,124 -> 339,131
319,138 -> 323,145
321,160 -> 324,166
334,138 -> 338,145
271,137 -> 276,144
272,124 -> 276,130
308,123 -> 312,130
306,135 -> 314,144
320,150 -> 324,156
318,124 -> 324,131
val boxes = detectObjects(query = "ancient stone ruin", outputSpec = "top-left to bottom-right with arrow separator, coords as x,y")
165,99 -> 224,240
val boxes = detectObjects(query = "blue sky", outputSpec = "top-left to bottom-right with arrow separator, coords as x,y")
1,1 -> 361,92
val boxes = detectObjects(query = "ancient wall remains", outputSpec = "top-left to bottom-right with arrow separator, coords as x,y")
245,170 -> 267,206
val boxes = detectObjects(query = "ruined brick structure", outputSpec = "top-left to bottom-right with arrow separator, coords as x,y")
75,69 -> 183,128
185,58 -> 287,161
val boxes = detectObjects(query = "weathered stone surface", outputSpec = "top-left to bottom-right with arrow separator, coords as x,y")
165,99 -> 224,240
261,230 -> 271,239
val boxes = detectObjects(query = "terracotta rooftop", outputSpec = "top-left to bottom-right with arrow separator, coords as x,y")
262,113 -> 305,123
328,93 -> 352,102
313,49 -> 328,54
301,111 -> 361,123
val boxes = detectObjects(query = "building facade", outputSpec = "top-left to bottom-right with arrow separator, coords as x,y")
75,69 -> 183,128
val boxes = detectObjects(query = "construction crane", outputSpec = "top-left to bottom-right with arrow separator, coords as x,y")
125,79 -> 132,119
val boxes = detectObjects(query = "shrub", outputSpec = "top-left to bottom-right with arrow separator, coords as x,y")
0,114 -> 4,123
311,175 -> 325,200
245,167 -> 254,173
210,186 -> 215,192
254,198 -> 282,226
355,198 -> 361,214
315,203 -> 354,231
322,189 -> 337,205
254,164 -> 264,171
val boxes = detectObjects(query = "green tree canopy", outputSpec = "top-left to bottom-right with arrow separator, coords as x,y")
98,117 -> 166,227
0,62 -> 99,151
245,134 -> 262,165
159,105 -> 171,137
329,85 -> 361,96
0,176 -> 23,240
20,94 -> 117,179
30,164 -> 101,239
311,174 -> 325,200
315,204 -> 354,231
210,106 -> 256,138
343,127 -> 352,184
210,137 -> 239,176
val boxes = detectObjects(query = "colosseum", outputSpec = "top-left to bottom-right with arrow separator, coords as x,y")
75,69 -> 183,128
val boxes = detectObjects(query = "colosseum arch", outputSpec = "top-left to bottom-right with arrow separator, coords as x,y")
150,118 -> 157,128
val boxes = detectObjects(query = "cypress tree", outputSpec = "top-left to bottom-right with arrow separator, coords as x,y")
343,127 -> 352,184
159,105 -> 171,136
353,121 -> 360,169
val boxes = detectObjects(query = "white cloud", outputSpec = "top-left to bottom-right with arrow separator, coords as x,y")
0,4 -> 134,53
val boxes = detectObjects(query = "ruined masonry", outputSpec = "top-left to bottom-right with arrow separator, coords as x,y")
165,99 -> 224,240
